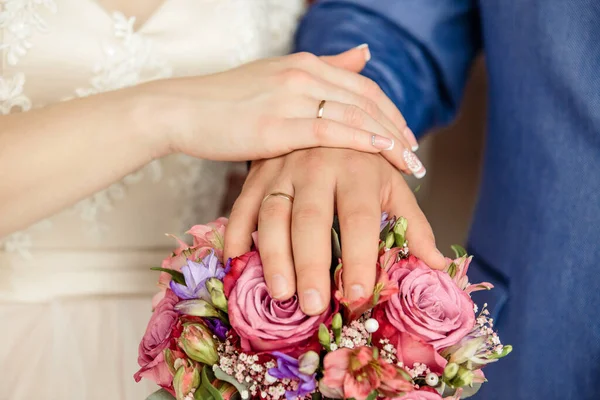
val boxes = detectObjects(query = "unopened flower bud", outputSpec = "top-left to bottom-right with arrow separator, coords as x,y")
332,313 -> 343,345
179,323 -> 218,365
393,217 -> 408,246
385,232 -> 395,248
318,324 -> 331,351
443,362 -> 459,380
364,318 -> 379,333
495,344 -> 513,359
175,299 -> 220,318
173,365 -> 200,400
206,278 -> 228,313
451,366 -> 474,388
164,348 -> 178,376
298,351 -> 320,375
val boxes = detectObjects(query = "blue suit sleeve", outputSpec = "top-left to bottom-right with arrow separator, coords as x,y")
295,0 -> 482,138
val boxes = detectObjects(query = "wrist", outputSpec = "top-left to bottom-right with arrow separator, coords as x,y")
123,80 -> 183,160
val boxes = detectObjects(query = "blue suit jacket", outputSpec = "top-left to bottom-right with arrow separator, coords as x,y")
296,1 -> 600,398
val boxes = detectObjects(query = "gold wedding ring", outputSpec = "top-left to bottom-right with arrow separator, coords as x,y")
262,192 -> 295,204
317,100 -> 326,118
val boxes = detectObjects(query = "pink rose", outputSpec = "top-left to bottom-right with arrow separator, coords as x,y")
382,256 -> 475,350
227,251 -> 338,357
373,308 -> 447,375
135,289 -> 180,387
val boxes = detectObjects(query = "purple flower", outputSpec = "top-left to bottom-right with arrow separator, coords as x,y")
170,250 -> 225,300
380,212 -> 396,232
224,258 -> 232,274
269,352 -> 317,400
204,318 -> 229,341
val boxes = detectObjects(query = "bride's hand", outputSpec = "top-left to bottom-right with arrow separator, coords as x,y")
144,47 -> 420,174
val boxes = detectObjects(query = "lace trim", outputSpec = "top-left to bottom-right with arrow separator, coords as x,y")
70,11 -> 172,236
0,0 -> 57,66
0,71 -> 30,113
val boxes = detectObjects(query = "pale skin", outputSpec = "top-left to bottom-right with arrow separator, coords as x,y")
0,48 -> 420,235
223,56 -> 447,317
1,1 -> 445,314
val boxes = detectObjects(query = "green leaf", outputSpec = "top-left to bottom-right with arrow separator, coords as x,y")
150,267 -> 186,285
195,366 -> 224,400
331,228 -> 342,264
413,184 -> 421,193
213,366 -> 249,398
379,221 -> 392,241
146,389 -> 176,400
311,393 -> 323,400
450,244 -> 467,259
365,391 -> 379,400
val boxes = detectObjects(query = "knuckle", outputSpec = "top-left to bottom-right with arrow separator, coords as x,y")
343,104 -> 366,127
260,199 -> 290,220
278,68 -> 314,89
292,51 -> 319,66
361,98 -> 380,118
293,205 -> 325,225
361,77 -> 383,99
341,208 -> 377,228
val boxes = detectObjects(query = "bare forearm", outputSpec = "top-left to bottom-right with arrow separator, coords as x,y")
0,86 -> 168,235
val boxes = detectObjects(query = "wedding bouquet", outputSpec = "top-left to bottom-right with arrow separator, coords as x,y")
135,214 -> 511,400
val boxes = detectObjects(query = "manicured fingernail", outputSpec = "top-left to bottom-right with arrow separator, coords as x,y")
403,127 -> 419,151
372,135 -> 394,150
354,43 -> 371,62
348,284 -> 366,301
403,149 -> 426,179
270,274 -> 289,299
302,289 -> 324,314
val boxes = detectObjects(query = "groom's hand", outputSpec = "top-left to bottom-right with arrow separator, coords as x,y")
224,149 -> 446,316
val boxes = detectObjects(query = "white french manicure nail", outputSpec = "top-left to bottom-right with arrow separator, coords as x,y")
354,43 -> 371,62
403,149 -> 427,179
403,127 -> 419,151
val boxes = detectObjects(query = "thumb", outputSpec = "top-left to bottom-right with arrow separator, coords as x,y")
320,44 -> 371,72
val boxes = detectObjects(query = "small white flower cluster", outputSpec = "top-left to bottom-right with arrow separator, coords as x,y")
407,362 -> 431,379
217,338 -> 301,400
337,319 -> 370,349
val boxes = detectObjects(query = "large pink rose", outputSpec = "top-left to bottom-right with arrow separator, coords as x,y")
382,256 -> 475,350
374,308 -> 447,375
135,289 -> 180,386
227,251 -> 338,357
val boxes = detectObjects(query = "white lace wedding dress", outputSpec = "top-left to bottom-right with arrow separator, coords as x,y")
0,1 -> 305,398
